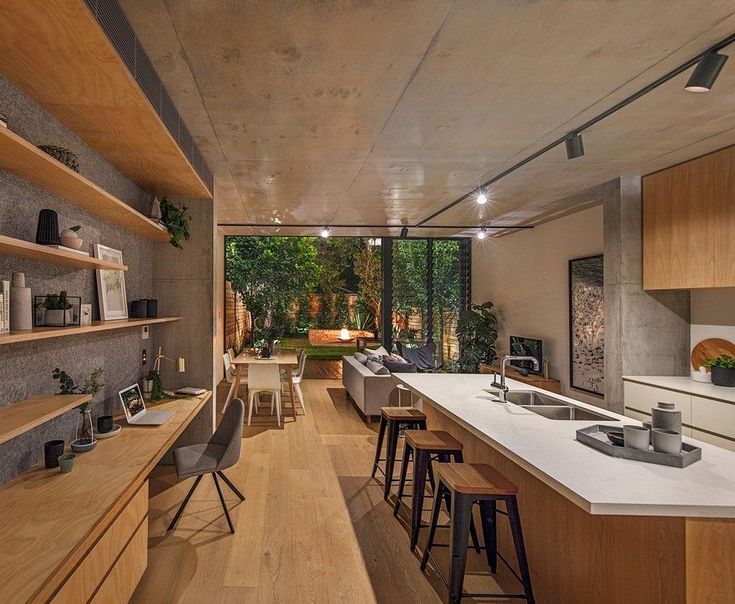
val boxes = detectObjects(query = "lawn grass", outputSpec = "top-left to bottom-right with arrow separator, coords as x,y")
280,337 -> 355,360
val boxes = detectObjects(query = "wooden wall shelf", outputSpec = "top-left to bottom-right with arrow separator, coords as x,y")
0,0 -> 211,199
0,393 -> 91,446
0,317 -> 181,347
0,234 -> 128,271
0,127 -> 169,242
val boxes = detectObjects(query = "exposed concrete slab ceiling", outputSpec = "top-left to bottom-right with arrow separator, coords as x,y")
120,0 -> 735,236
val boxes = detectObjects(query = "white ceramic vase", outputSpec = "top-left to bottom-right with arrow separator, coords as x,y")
9,272 -> 32,331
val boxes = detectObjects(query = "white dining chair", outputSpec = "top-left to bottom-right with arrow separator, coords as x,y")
247,363 -> 282,426
223,352 -> 236,384
292,351 -> 308,415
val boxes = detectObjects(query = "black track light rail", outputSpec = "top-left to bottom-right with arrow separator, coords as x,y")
218,223 -> 534,231
415,31 -> 735,228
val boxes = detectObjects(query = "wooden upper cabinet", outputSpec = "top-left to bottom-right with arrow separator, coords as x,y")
643,145 -> 735,290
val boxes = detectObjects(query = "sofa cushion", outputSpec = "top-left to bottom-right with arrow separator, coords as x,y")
383,359 -> 417,373
366,359 -> 390,375
354,351 -> 368,364
365,345 -> 389,357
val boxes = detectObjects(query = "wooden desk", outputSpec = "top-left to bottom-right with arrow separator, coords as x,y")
0,392 -> 211,603
226,351 -> 299,420
479,363 -> 562,394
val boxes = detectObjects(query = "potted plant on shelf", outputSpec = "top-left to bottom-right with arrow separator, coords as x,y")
705,355 -> 735,387
52,367 -> 104,451
455,300 -> 499,373
160,196 -> 191,249
40,291 -> 74,326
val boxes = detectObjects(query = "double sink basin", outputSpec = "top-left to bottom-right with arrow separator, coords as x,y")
500,390 -> 617,421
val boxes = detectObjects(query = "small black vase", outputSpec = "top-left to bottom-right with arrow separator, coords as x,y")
35,209 -> 61,245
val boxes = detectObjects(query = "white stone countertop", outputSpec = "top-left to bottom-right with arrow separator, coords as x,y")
395,373 -> 735,518
622,375 -> 735,404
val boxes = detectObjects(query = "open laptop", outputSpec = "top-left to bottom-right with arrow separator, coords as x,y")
118,384 -> 174,425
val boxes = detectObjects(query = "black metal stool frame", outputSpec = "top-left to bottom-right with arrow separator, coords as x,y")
421,479 -> 535,604
371,414 -> 427,500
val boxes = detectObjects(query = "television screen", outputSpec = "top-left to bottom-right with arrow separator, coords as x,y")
509,336 -> 543,374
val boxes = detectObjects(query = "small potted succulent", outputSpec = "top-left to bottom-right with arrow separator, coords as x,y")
40,291 -> 73,326
705,355 -> 735,387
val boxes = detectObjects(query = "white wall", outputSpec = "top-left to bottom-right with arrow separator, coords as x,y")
472,205 -> 603,403
690,288 -> 735,363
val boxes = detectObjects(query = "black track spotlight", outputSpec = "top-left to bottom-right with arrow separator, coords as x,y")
685,51 -> 728,92
565,133 -> 585,159
476,188 -> 488,205
476,227 -> 487,240
320,226 -> 330,238
400,226 -> 409,239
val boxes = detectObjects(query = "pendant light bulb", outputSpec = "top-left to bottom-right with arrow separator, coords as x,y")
685,51 -> 728,92
320,226 -> 330,238
476,188 -> 488,205
476,227 -> 487,240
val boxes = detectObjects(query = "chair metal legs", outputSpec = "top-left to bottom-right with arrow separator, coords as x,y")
167,475 -> 203,531
167,471 -> 246,534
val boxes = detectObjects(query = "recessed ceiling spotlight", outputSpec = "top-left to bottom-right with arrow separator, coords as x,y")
320,226 -> 330,238
400,227 -> 409,239
476,227 -> 487,240
476,188 -> 488,205
565,133 -> 585,159
685,51 -> 728,92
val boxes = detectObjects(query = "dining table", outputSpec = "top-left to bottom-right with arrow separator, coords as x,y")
225,349 -> 300,420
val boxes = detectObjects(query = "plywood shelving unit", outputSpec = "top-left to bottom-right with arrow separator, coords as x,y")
0,393 -> 92,446
0,317 -> 181,347
0,234 -> 128,270
0,127 -> 170,242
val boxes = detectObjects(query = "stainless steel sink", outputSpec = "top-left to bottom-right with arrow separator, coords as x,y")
504,390 -> 617,421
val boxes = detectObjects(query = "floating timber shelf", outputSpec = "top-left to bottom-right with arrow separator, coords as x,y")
0,0 -> 211,199
0,235 -> 129,270
0,316 -> 181,347
0,393 -> 92,446
0,127 -> 170,242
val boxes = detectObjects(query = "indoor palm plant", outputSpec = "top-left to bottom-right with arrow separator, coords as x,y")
455,301 -> 498,373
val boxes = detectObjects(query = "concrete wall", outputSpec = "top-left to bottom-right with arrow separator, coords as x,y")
0,75 -> 158,484
603,177 -> 690,411
471,204 -> 604,405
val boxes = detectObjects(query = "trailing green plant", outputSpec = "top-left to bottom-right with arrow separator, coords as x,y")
52,367 -> 104,412
145,369 -> 165,401
160,195 -> 191,249
705,355 -> 735,369
40,291 -> 72,310
455,301 -> 498,373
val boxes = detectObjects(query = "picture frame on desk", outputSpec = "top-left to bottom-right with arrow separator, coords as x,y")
93,244 -> 128,321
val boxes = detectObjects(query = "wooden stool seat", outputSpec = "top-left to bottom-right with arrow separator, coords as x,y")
380,406 -> 426,421
438,463 -> 518,496
404,429 -> 462,452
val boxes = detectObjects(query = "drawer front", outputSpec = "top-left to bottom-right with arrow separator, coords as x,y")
623,381 -> 692,424
691,429 -> 735,452
691,395 -> 735,445
90,517 -> 148,604
52,482 -> 148,604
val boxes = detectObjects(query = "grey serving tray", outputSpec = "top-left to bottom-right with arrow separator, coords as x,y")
576,425 -> 702,468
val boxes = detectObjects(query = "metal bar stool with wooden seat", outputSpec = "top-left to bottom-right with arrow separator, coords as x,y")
371,406 -> 427,500
393,430 -> 481,553
421,463 -> 535,604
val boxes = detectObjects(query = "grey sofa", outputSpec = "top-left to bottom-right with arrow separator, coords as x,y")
342,355 -> 398,418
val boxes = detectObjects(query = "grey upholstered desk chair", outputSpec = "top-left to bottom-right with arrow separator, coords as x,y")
167,398 -> 246,534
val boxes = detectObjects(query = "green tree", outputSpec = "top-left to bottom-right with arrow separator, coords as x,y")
392,240 -> 428,340
226,236 -> 320,344
314,237 -> 360,327
353,241 -> 382,334
432,240 -> 461,365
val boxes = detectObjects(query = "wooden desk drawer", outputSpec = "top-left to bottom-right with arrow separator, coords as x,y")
90,518 -> 148,604
52,481 -> 148,604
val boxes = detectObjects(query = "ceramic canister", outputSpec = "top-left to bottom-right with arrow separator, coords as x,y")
651,401 -> 682,433
9,272 -> 32,331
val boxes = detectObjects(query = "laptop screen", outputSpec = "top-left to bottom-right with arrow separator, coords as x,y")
119,384 -> 146,418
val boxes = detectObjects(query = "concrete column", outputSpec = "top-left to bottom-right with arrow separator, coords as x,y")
603,177 -> 690,412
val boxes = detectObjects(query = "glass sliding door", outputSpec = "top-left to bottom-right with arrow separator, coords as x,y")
431,239 -> 462,369
391,239 -> 429,344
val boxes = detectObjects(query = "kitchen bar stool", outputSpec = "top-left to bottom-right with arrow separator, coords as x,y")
371,406 -> 427,500
421,463 -> 535,604
393,430 -> 480,552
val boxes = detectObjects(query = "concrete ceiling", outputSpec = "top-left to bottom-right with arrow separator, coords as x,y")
119,0 -> 735,237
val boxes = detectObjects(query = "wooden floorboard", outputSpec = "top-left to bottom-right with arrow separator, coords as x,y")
131,379 -> 515,603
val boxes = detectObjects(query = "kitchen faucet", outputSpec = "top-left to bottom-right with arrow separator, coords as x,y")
491,355 -> 540,402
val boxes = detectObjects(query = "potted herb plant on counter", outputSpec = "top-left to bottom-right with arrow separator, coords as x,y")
705,355 -> 735,387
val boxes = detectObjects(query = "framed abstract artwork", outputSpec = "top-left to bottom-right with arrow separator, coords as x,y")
569,255 -> 604,396
93,244 -> 128,321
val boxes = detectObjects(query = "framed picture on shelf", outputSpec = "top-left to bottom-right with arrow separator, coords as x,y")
93,244 -> 128,321
569,255 -> 604,396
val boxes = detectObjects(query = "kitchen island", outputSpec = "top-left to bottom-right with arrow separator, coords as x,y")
396,373 -> 735,604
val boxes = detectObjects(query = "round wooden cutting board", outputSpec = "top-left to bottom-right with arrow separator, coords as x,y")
691,338 -> 735,369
